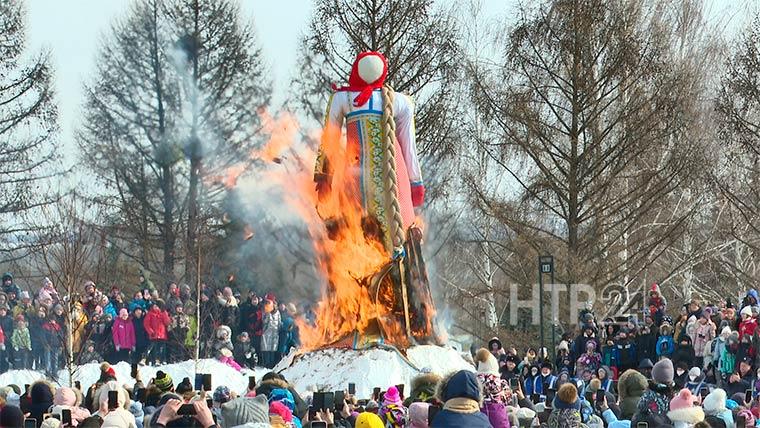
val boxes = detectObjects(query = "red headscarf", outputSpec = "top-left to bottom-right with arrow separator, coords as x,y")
332,51 -> 388,107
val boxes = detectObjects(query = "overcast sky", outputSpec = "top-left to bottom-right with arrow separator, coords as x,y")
23,0 -> 754,165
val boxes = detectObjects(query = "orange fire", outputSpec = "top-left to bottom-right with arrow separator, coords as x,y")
226,110 -> 426,349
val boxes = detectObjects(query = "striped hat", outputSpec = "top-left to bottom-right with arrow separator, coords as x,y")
154,371 -> 173,392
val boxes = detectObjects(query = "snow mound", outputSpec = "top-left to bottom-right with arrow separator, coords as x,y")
274,345 -> 473,399
0,360 -> 270,395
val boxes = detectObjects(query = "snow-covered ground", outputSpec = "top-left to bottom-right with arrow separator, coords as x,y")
275,345 -> 473,399
0,345 -> 471,399
0,359 -> 270,394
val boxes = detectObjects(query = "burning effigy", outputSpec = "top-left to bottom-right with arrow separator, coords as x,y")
225,51 -> 441,352
304,51 -> 440,350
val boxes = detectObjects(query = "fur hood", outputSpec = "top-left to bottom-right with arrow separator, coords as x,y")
475,348 -> 499,375
618,369 -> 647,400
215,325 -> 232,339
661,323 -> 674,336
667,406 -> 705,424
260,377 -> 289,389
411,372 -> 441,392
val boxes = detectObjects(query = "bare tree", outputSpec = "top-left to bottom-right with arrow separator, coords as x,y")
466,0 -> 715,311
0,0 -> 62,260
78,0 -> 271,283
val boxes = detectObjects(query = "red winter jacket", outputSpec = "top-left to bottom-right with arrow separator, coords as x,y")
143,307 -> 170,341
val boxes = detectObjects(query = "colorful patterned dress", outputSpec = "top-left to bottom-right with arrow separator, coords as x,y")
315,89 -> 424,251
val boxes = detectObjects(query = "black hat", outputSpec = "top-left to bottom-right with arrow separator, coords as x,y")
505,355 -> 519,364
638,358 -> 654,370
541,361 -> 553,370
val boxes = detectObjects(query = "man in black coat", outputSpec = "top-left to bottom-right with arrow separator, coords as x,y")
132,307 -> 149,364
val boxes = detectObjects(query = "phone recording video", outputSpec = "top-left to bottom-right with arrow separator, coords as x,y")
334,391 -> 345,411
61,408 -> 72,426
248,376 -> 256,391
428,405 -> 441,424
178,404 -> 196,415
348,383 -> 356,395
108,390 -> 118,410
202,374 -> 212,392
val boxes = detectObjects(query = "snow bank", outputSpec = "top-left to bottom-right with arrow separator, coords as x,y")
0,345 -> 472,399
275,345 -> 473,399
0,360 -> 270,395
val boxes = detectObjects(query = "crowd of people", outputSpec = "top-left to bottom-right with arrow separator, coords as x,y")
0,272 -> 301,375
5,272 -> 760,427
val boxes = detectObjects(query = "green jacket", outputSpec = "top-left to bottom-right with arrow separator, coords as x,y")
11,327 -> 31,351
185,316 -> 197,348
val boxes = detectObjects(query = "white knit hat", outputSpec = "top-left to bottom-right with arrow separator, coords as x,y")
702,388 -> 727,415
741,306 -> 752,317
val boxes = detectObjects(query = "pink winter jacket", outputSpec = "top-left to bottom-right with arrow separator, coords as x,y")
693,321 -> 716,357
112,317 -> 136,350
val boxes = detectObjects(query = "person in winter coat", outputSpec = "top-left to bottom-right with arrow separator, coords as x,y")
659,321 -> 677,360
404,372 -> 442,407
523,365 -> 543,398
41,315 -> 61,374
131,307 -> 149,364
714,327 -> 732,368
721,331 -> 740,382
648,283 -> 668,325
128,291 -> 148,314
233,331 -> 256,369
92,381 -> 137,428
278,304 -> 299,358
636,358 -> 676,421
217,287 -> 240,329
143,300 -> 170,364
694,309 -> 717,368
112,308 -> 136,363
684,367 -> 706,396
674,335 -> 696,369
738,306 -> 757,342
260,298 -> 281,368
1,273 -> 20,305
474,348 -> 510,427
667,388 -> 705,428
742,289 -> 759,311
379,385 -> 408,427
11,318 -> 31,369
575,340 -> 602,377
431,370 -> 492,428
51,387 -> 92,427
29,305 -> 46,369
0,305 -> 12,372
616,330 -> 638,372
407,401 -> 430,428
213,325 -> 242,371
702,388 -> 735,428
547,383 -> 583,428
70,301 -> 88,355
168,303 -> 190,363
254,372 -> 308,420
78,340 -> 102,364
242,294 -> 264,361
637,323 -> 658,364
22,380 -> 55,428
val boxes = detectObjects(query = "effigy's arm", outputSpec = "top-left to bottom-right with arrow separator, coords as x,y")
394,94 -> 425,207
314,92 -> 345,183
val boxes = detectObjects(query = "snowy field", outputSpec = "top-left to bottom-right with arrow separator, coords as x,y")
0,345 -> 472,399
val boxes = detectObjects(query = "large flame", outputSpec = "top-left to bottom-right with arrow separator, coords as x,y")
227,111 -> 427,349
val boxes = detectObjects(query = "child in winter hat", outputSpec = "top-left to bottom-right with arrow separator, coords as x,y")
667,388 -> 705,427
380,385 -> 407,427
406,402 -> 429,428
702,388 -> 735,428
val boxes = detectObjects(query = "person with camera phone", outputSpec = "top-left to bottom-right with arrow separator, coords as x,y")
154,398 -> 217,428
